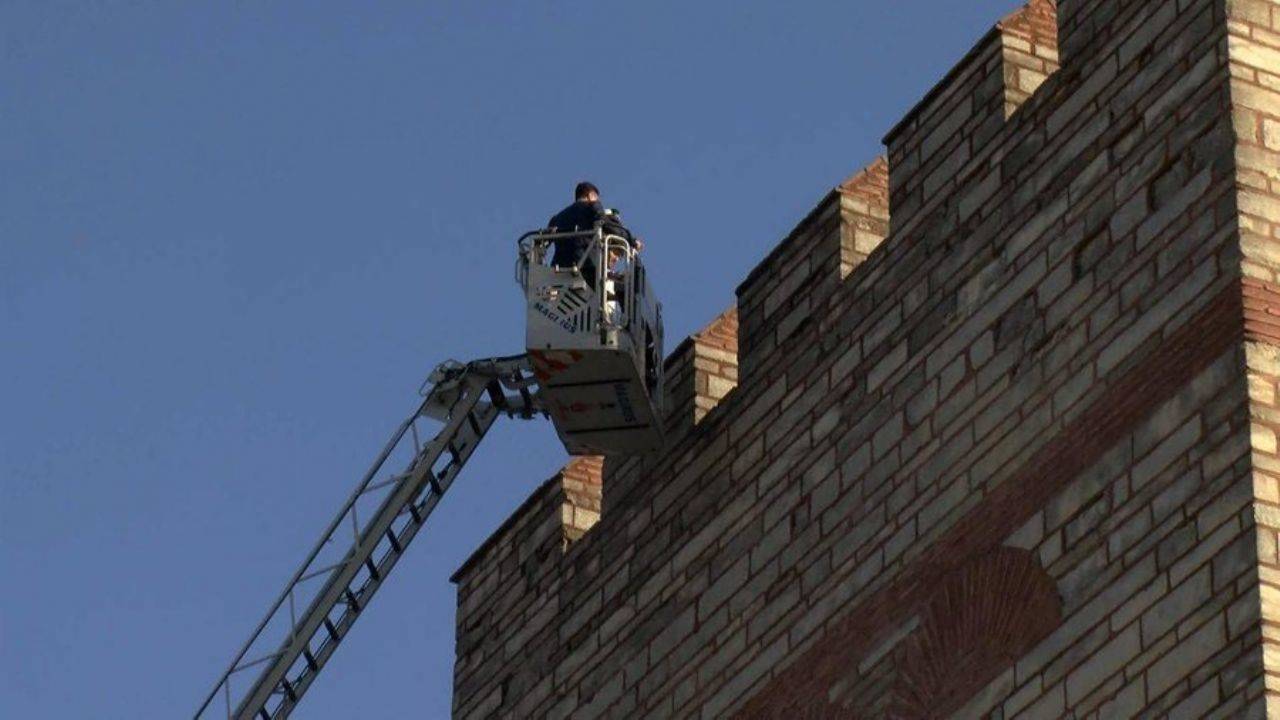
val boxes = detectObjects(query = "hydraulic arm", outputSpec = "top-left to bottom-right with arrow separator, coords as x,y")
194,355 -> 540,720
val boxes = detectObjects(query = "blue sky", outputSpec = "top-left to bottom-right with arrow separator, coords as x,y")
3,1 -> 1020,717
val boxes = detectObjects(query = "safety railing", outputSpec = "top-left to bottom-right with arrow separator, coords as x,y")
517,226 -> 645,333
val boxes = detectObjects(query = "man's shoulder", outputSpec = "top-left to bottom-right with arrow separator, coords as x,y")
549,202 -> 598,229
547,204 -> 573,226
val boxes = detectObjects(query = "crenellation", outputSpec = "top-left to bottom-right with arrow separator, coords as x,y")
838,156 -> 892,274
1001,1 -> 1063,113
449,0 -> 1280,717
886,2 -> 1061,243
735,165 -> 887,385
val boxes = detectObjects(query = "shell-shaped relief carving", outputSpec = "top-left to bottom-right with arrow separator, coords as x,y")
887,547 -> 1062,719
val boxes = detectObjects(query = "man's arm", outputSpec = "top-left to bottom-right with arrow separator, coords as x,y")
598,206 -> 643,251
592,202 -> 632,239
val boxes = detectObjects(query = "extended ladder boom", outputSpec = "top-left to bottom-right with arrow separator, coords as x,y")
195,355 -> 541,720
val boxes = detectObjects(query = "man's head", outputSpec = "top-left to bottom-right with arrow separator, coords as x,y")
574,181 -> 600,203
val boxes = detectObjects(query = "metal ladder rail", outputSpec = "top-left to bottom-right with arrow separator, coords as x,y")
239,373 -> 496,719
194,356 -> 539,720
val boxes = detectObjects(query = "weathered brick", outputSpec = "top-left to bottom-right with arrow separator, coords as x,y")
447,2 -> 1278,718
1065,624 -> 1141,705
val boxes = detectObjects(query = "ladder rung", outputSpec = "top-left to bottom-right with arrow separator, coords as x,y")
487,382 -> 508,410
196,355 -> 536,720
430,467 -> 445,496
385,528 -> 403,554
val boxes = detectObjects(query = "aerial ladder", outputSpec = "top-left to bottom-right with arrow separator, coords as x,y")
195,226 -> 662,719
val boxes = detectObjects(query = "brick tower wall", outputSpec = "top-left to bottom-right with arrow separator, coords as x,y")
451,0 -> 1280,717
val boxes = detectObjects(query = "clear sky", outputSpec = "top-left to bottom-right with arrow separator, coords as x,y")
3,1 -> 1021,717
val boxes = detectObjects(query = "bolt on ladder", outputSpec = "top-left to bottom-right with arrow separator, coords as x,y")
194,355 -> 541,720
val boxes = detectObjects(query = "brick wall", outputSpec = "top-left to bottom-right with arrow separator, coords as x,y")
451,0 -> 1280,717
1229,0 -> 1280,714
839,158 -> 892,277
663,308 -> 740,434
1000,0 -> 1062,118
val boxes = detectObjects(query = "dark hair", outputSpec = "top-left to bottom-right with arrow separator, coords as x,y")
574,181 -> 599,200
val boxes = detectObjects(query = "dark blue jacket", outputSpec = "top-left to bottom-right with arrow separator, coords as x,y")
547,201 -> 630,267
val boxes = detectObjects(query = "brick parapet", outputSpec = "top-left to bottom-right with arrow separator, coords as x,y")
734,190 -> 843,384
451,0 -> 1279,717
451,460 -> 595,593
560,457 -> 604,544
1000,0 -> 1063,117
599,307 -> 741,516
662,308 -> 740,435
839,157 -> 892,276
1055,0 -> 1173,71
690,308 -> 739,425
450,472 -> 569,716
734,158 -> 889,386
884,0 -> 1060,242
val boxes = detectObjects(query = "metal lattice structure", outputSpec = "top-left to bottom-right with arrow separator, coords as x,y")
197,225 -> 665,718
194,356 -> 540,720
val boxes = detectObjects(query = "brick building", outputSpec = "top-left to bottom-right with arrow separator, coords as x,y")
451,0 -> 1280,716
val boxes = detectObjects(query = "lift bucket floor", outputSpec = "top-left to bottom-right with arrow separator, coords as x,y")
532,348 -> 662,456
